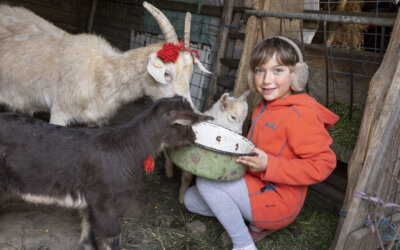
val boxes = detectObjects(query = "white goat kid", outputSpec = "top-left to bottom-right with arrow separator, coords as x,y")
165,90 -> 250,203
0,2 -> 210,126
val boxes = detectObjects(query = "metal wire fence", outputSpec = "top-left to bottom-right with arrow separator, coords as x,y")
90,0 -> 224,111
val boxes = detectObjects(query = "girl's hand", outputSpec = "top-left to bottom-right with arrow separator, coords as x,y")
236,147 -> 268,172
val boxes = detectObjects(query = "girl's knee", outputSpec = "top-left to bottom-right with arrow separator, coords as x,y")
196,177 -> 214,189
183,186 -> 199,211
183,185 -> 214,216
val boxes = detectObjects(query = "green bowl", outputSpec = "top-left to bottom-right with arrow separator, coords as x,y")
167,145 -> 249,181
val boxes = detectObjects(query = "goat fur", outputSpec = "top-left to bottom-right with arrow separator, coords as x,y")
0,96 -> 212,250
0,2 -> 207,127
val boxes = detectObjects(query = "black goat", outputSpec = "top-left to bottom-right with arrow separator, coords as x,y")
0,96 -> 212,250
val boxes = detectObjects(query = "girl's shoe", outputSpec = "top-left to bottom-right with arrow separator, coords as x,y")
248,224 -> 276,243
232,242 -> 257,250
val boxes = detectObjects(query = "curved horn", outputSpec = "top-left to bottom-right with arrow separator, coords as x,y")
143,1 -> 178,44
184,12 -> 191,45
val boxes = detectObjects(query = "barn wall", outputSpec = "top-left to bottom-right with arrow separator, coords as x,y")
306,45 -> 381,109
3,0 -> 91,33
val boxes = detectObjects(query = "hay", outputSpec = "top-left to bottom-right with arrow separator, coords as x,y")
323,0 -> 368,50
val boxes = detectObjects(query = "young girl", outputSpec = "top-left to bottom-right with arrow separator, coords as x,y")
183,36 -> 339,250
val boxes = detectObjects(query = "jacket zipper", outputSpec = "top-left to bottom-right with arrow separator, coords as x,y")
249,99 -> 266,141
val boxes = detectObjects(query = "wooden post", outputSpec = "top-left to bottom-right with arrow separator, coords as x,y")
330,10 -> 400,250
87,0 -> 98,33
204,0 -> 235,110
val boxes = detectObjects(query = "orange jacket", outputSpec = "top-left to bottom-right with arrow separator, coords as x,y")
244,93 -> 338,230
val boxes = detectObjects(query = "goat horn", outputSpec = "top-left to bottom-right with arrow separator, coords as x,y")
184,12 -> 191,45
143,1 -> 179,44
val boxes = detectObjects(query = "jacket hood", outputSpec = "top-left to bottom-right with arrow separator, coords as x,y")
264,93 -> 339,130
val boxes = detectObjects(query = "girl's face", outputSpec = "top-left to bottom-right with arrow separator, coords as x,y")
253,53 -> 292,101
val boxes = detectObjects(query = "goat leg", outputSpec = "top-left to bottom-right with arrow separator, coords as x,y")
164,150 -> 174,178
90,208 -> 122,250
179,170 -> 193,204
104,235 -> 121,250
79,209 -> 98,250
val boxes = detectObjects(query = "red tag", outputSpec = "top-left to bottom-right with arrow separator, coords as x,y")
144,156 -> 154,173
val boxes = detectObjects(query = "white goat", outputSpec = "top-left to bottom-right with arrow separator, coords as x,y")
0,2 -> 210,126
165,90 -> 250,203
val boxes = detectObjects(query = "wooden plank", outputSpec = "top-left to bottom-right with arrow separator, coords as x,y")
330,10 -> 400,250
92,24 -> 131,51
204,0 -> 235,110
216,76 -> 235,88
310,182 -> 345,204
233,14 -> 260,136
8,0 -> 80,13
305,44 -> 380,110
305,9 -> 397,19
92,15 -> 142,32
228,30 -> 246,40
219,58 -> 240,68
95,1 -> 142,18
111,0 -> 249,15
325,164 -> 348,191
6,2 -> 82,32
153,0 -> 222,17
331,143 -> 353,164
87,0 -> 98,32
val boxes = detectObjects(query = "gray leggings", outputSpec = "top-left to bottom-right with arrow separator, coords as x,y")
184,177 -> 254,248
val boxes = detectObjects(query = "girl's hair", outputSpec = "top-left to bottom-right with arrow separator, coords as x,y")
249,37 -> 300,70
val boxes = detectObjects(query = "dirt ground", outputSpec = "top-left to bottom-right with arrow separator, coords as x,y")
0,169 -> 187,250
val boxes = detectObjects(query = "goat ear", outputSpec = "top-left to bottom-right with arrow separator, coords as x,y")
147,53 -> 167,84
166,111 -> 213,126
219,93 -> 230,110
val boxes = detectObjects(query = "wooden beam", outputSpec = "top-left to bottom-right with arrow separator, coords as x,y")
228,30 -> 246,40
304,9 -> 397,19
310,182 -> 345,204
153,0 -> 222,17
219,58 -> 240,68
87,0 -> 98,32
204,0 -> 235,110
6,1 -> 82,32
216,76 -> 235,89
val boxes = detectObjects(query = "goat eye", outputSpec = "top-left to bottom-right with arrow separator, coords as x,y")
164,72 -> 170,77
231,116 -> 236,121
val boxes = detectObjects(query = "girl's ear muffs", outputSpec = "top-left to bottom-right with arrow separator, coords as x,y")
290,61 -> 309,92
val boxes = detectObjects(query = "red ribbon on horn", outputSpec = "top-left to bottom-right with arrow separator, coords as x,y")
157,41 -> 199,64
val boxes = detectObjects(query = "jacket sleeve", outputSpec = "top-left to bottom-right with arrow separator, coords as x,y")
259,108 -> 337,186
